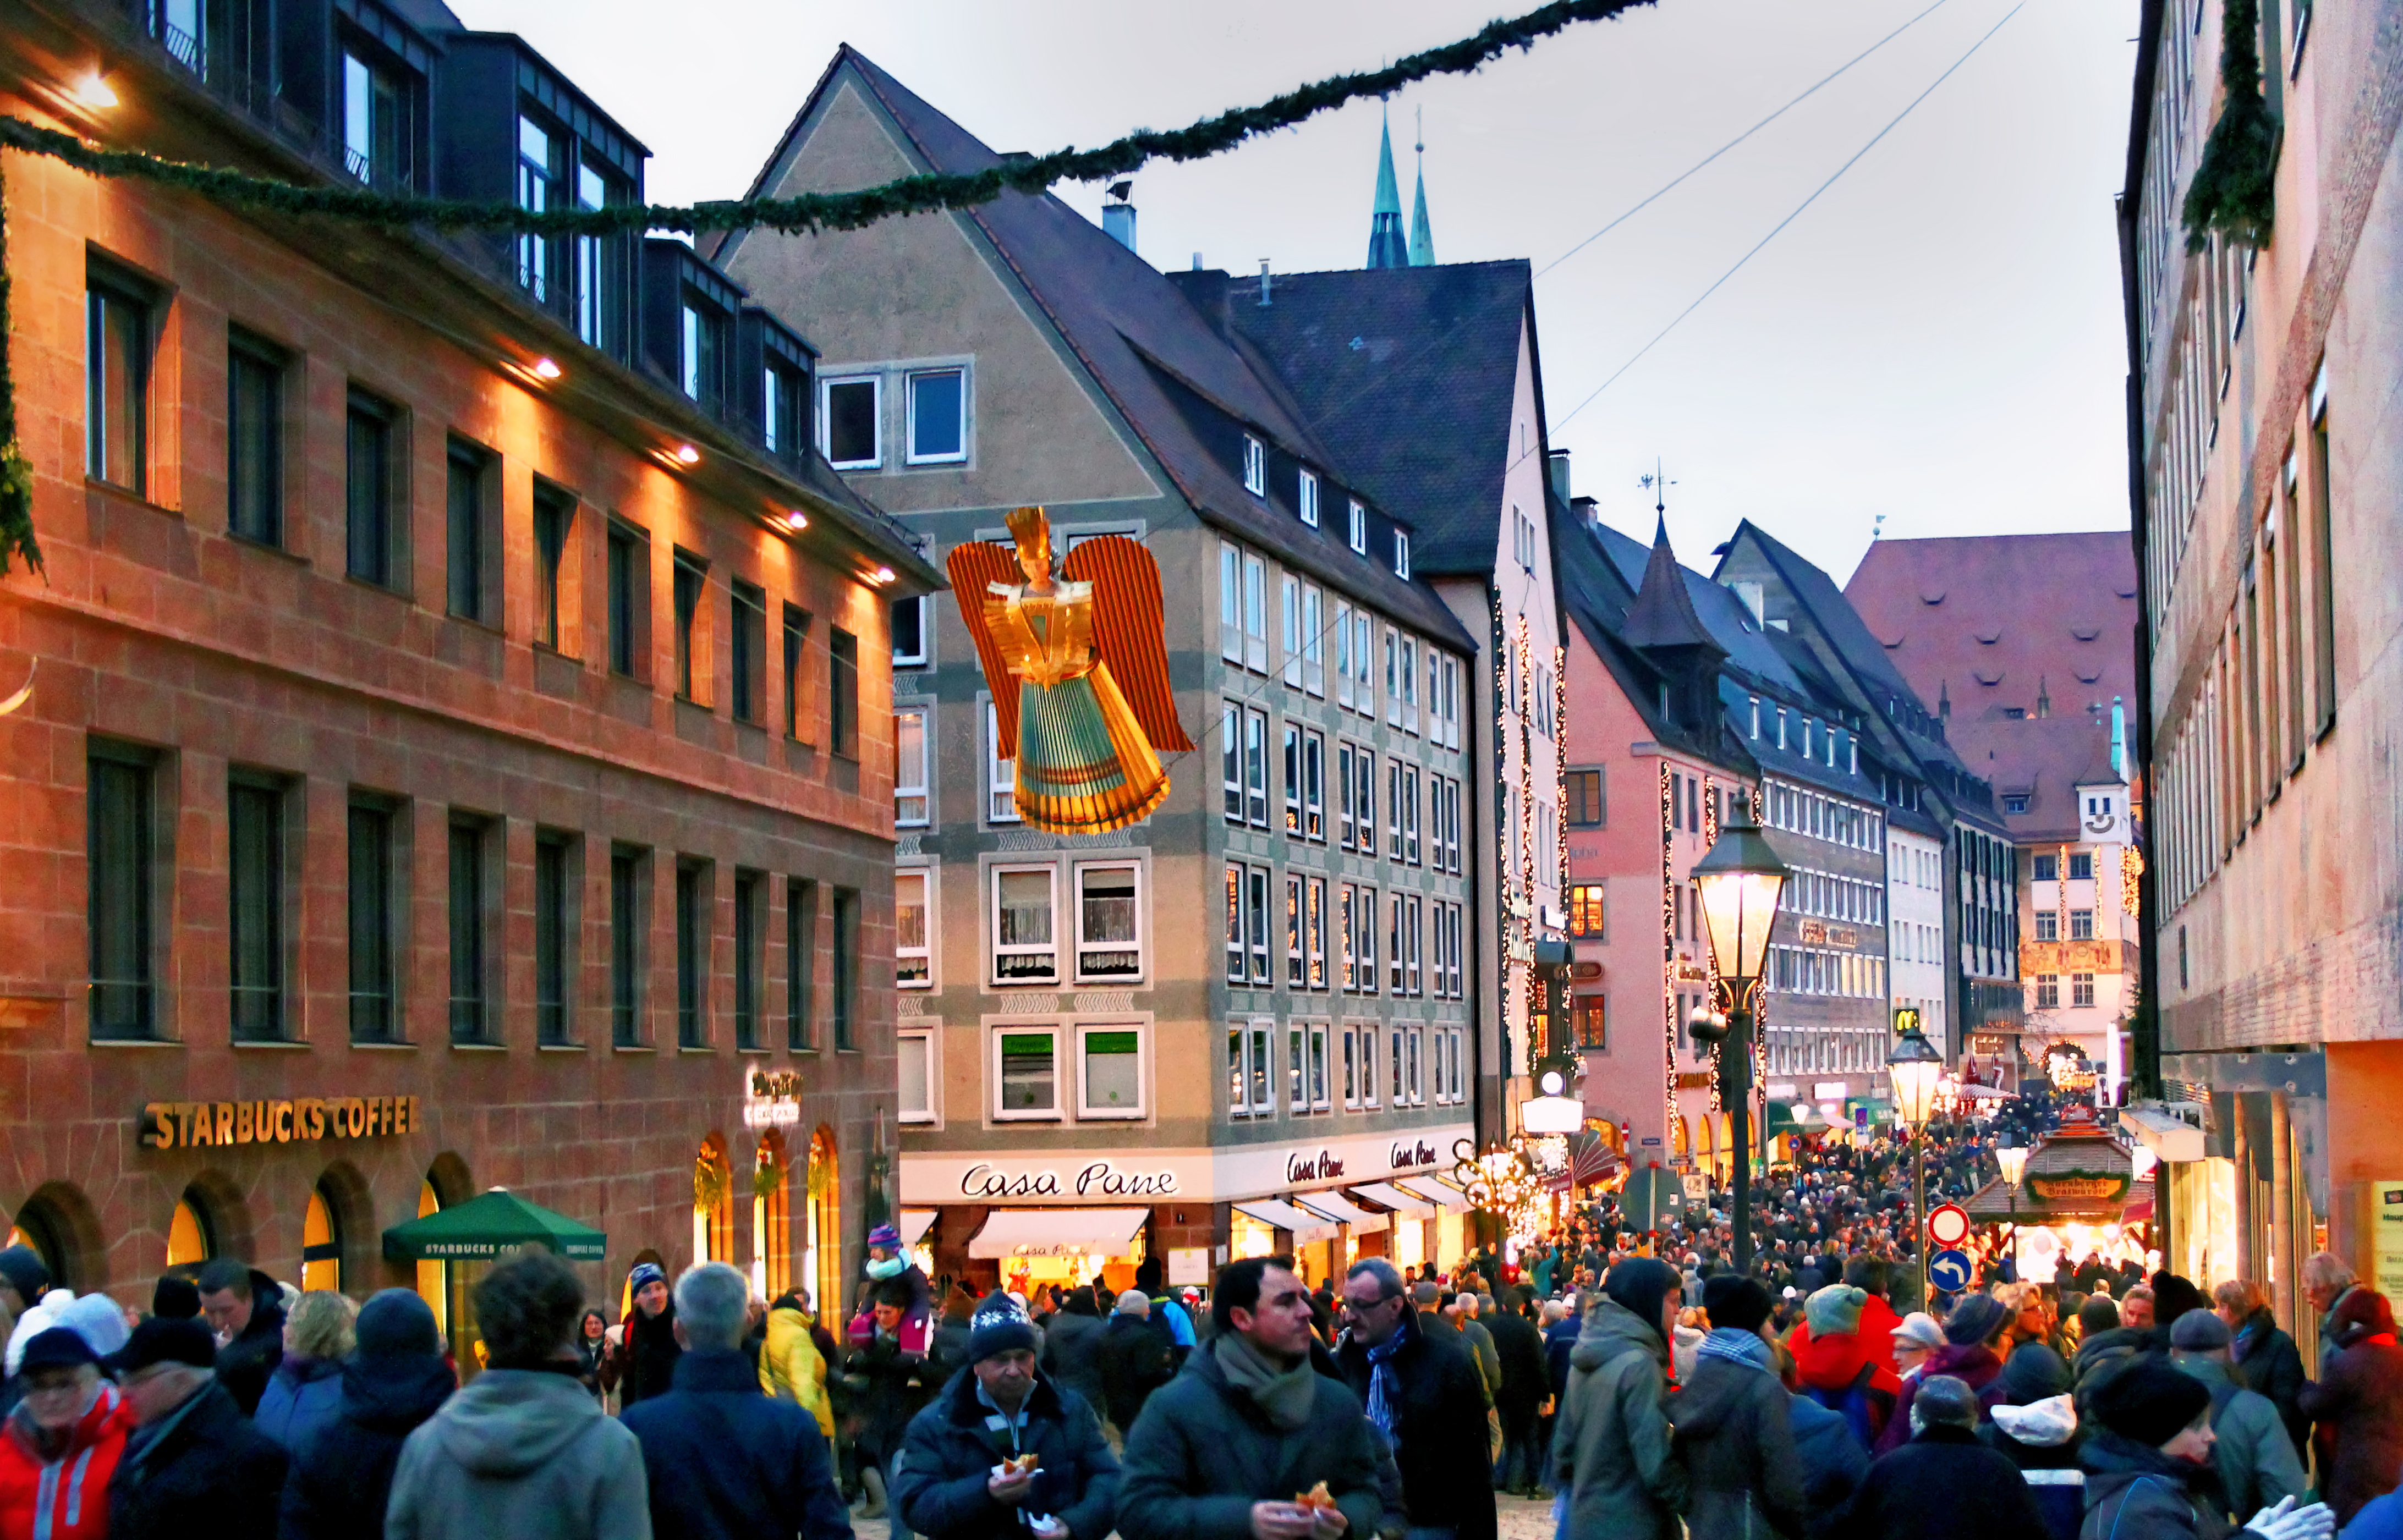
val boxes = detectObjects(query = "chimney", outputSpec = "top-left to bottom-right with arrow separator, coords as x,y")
1164,267 -> 1233,338
1546,449 -> 1571,507
1102,179 -> 1137,253
1258,258 -> 1272,306
1571,495 -> 1599,527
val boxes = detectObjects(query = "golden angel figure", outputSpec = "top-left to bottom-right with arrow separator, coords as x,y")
948,508 -> 1192,835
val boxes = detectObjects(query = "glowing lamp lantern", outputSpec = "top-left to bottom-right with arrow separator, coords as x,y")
1521,1064 -> 1584,1135
1690,806 -> 1787,988
531,356 -> 562,381
1886,1027 -> 1945,1130
1994,1137 -> 2031,1188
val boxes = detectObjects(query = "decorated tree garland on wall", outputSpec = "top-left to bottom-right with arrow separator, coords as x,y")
0,0 -> 1654,578
2180,0 -> 2276,250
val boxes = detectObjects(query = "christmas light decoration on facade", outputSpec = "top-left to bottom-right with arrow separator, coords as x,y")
2120,845 -> 2144,916
1660,761 -> 1680,1136
1515,617 -> 1539,1072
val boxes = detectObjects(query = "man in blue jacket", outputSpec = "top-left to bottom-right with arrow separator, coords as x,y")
893,1295 -> 1120,1540
622,1261 -> 853,1540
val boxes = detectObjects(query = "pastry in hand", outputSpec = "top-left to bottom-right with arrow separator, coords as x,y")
1296,1481 -> 1337,1513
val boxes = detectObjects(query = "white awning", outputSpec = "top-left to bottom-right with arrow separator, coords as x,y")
1349,1181 -> 1435,1216
1397,1175 -> 1470,1211
967,1207 -> 1151,1260
1231,1199 -> 1338,1243
2117,1105 -> 2207,1163
1292,1191 -> 1381,1227
898,1209 -> 939,1249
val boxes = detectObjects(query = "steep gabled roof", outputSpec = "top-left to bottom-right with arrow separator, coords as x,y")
1219,263 -> 1535,577
1620,518 -> 1725,654
720,47 -> 1469,650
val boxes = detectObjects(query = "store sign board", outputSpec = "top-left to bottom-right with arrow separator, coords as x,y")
2375,1182 -> 2403,1301
141,1096 -> 419,1149
742,1069 -> 804,1129
903,1123 -> 1475,1206
2025,1170 -> 2130,1203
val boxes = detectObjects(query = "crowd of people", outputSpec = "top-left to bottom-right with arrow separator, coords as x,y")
1,1103 -> 2397,1540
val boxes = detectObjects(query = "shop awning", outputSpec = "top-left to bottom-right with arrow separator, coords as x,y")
1349,1182 -> 1435,1216
1231,1200 -> 1338,1242
1395,1176 -> 1470,1211
381,1187 -> 605,1262
1292,1191 -> 1380,1227
898,1209 -> 939,1248
2116,1106 -> 2206,1163
966,1207 -> 1150,1260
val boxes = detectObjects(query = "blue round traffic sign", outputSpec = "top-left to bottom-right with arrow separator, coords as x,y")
1928,1248 -> 1975,1294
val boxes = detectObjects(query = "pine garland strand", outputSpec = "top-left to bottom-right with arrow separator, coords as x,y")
0,0 -> 1653,575
2181,0 -> 2277,250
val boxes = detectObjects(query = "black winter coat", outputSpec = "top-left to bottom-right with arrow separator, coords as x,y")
1115,1340 -> 1381,1540
621,1349 -> 853,1540
892,1368 -> 1120,1540
1334,1311 -> 1499,1540
109,1380 -> 290,1540
278,1346 -> 456,1540
1671,1347 -> 1806,1540
1839,1425 -> 2048,1540
2228,1308 -> 2308,1458
214,1270 -> 290,1417
2078,1429 -> 2230,1540
1094,1315 -> 1175,1432
1040,1307 -> 1110,1417
616,1302 -> 683,1409
1484,1307 -> 1549,1419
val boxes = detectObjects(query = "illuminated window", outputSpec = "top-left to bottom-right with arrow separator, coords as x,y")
1569,883 -> 1606,938
303,1182 -> 343,1292
1573,995 -> 1606,1049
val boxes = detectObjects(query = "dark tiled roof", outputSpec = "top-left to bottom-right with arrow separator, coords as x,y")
1619,518 -> 1724,653
1843,534 -> 2139,726
1214,263 -> 1536,577
732,48 -> 1471,651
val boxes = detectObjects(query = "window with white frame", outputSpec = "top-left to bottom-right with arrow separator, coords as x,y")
990,865 -> 1057,984
994,1026 -> 1058,1118
1353,612 -> 1375,707
1243,553 -> 1267,671
1309,1021 -> 1330,1111
894,707 -> 930,827
1243,435 -> 1265,496
896,870 -> 932,988
984,702 -> 1019,823
1287,1023 -> 1308,1113
1303,729 -> 1325,840
1407,1026 -> 1424,1104
1074,862 -> 1142,982
1285,875 -> 1306,987
1243,708 -> 1269,826
1400,637 -> 1418,734
1298,469 -> 1320,527
1302,584 -> 1325,696
1341,1022 -> 1360,1108
1360,1021 -> 1380,1107
1232,1018 -> 1274,1118
1389,1027 -> 1406,1108
1305,875 -> 1328,988
1388,894 -> 1405,994
1348,499 -> 1367,554
904,367 -> 967,464
1403,767 -> 1422,865
1220,544 -> 1243,664
1384,631 -> 1400,727
1079,1024 -> 1144,1118
821,375 -> 880,469
898,1028 -> 935,1122
1282,723 -> 1303,835
1393,531 -> 1411,580
1406,897 -> 1423,995
1245,866 -> 1270,983
1281,575 -> 1302,687
892,596 -> 930,668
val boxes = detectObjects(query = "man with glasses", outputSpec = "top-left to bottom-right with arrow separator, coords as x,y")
1332,1258 -> 1496,1540
106,1316 -> 289,1539
1117,1257 -> 1379,1540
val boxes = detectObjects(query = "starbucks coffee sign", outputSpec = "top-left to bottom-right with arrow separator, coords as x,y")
141,1096 -> 420,1149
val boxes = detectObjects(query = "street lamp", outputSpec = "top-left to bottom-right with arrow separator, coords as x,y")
1685,802 -> 1788,1275
1994,1134 -> 2029,1276
1887,1023 -> 1945,1306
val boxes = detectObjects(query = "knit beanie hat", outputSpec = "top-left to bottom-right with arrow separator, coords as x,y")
2078,1295 -> 2121,1336
0,1245 -> 51,1304
867,1223 -> 902,1250
968,1294 -> 1040,1363
152,1274 -> 201,1321
1945,1293 -> 2011,1346
1602,1257 -> 1682,1344
1702,1275 -> 1774,1335
356,1288 -> 444,1357
2170,1308 -> 2233,1352
54,1292 -> 130,1361
628,1262 -> 666,1294
2090,1356 -> 2212,1447
1805,1284 -> 1867,1339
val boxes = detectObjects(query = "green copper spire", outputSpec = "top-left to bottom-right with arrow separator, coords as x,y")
1366,106 -> 1407,269
1408,111 -> 1434,266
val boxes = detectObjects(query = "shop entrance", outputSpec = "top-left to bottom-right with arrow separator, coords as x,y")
805,1125 -> 841,1319
755,1130 -> 793,1301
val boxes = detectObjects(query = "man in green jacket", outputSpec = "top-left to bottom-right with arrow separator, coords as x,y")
2170,1310 -> 2307,1521
1550,1260 -> 1687,1540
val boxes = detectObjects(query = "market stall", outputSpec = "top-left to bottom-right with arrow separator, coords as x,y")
1962,1104 -> 2153,1279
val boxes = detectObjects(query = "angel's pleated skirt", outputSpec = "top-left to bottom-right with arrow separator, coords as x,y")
1012,662 -> 1168,834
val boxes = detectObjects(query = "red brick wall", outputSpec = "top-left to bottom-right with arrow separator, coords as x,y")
0,82 -> 903,1310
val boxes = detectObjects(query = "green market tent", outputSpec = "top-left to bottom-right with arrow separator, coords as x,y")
382,1188 -> 606,1263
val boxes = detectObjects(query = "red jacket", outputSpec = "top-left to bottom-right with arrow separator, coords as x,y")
1854,1292 -> 1905,1373
1788,1324 -> 1905,1400
0,1384 -> 133,1540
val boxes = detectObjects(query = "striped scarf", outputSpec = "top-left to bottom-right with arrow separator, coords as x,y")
1363,1323 -> 1408,1439
1697,1326 -> 1775,1373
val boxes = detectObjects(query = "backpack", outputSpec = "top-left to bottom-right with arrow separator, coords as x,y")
1801,1360 -> 1892,1448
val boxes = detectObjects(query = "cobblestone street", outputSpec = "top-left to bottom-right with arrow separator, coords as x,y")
850,1493 -> 1559,1540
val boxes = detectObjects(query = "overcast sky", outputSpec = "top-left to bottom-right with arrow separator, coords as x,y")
451,0 -> 2142,584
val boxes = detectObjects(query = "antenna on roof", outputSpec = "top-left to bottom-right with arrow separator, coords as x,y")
1874,512 -> 1885,541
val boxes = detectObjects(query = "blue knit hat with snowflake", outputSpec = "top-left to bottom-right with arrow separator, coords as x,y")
969,1293 -> 1040,1363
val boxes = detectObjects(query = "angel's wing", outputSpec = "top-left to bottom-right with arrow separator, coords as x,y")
945,540 -> 1025,757
1062,535 -> 1195,753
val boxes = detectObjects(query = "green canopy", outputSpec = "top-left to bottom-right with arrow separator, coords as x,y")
381,1189 -> 606,1263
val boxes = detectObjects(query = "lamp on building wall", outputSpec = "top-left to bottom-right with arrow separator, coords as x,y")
1886,1023 -> 1945,1305
1685,804 -> 1787,1273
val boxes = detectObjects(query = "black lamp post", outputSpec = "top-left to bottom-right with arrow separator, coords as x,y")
1685,802 -> 1788,1277
1886,1023 -> 1945,1307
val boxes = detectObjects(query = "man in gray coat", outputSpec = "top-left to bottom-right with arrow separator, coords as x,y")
386,1250 -> 650,1540
1550,1260 -> 1687,1540
2168,1310 -> 2306,1521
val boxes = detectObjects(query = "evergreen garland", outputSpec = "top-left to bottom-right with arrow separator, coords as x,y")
0,0 -> 1653,577
2181,0 -> 2277,251
0,159 -> 37,579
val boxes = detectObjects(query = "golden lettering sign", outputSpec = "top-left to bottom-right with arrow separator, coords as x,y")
139,1096 -> 420,1150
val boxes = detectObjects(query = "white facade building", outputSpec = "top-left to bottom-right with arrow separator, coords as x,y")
1888,824 -> 1951,1056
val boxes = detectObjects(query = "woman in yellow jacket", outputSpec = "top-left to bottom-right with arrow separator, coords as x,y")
759,1289 -> 836,1440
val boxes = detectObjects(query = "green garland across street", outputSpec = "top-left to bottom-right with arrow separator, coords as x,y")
0,0 -> 1655,576
2180,0 -> 2278,251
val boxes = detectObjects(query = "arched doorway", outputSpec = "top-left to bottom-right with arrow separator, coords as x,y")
805,1125 -> 840,1317
754,1131 -> 793,1301
10,1183 -> 102,1295
302,1182 -> 342,1292
694,1136 -> 734,1266
419,1154 -> 473,1367
167,1195 -> 213,1268
1671,1115 -> 1690,1163
1696,1112 -> 1717,1180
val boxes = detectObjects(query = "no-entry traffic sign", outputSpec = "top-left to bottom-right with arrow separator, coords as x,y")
1927,1202 -> 1972,1247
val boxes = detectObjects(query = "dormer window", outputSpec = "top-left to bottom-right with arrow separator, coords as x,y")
1243,436 -> 1266,496
681,290 -> 728,409
1393,531 -> 1411,580
1348,499 -> 1367,554
1298,470 -> 1320,527
341,44 -> 416,190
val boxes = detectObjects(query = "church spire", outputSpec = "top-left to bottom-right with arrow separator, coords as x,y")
1408,108 -> 1435,266
1365,105 -> 1408,269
